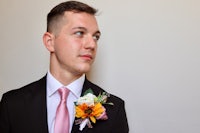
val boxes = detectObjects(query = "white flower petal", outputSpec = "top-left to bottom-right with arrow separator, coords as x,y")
79,118 -> 89,131
77,93 -> 97,106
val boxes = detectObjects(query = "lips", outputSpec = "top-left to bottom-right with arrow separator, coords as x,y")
80,54 -> 93,60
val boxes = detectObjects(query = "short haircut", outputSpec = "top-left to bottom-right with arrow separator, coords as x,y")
46,1 -> 98,33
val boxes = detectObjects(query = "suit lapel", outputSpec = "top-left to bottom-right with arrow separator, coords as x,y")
71,78 -> 112,133
25,76 -> 48,133
71,78 -> 91,133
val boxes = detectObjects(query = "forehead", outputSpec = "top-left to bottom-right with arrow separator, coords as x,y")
62,11 -> 99,32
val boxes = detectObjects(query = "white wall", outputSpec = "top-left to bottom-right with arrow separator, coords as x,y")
0,0 -> 200,133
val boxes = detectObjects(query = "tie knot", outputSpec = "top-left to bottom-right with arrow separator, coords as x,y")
58,87 -> 70,101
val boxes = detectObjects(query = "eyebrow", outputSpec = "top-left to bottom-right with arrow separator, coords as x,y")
72,27 -> 101,35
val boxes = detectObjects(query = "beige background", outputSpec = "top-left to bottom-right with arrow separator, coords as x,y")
0,0 -> 200,132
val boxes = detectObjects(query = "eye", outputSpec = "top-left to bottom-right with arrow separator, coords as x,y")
93,34 -> 101,41
74,31 -> 84,37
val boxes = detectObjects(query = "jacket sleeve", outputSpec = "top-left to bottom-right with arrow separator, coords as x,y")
0,94 -> 11,133
111,100 -> 129,133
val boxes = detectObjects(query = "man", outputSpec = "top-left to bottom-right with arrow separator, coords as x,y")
0,1 -> 129,133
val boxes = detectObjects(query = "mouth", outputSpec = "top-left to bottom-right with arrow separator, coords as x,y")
80,54 -> 93,61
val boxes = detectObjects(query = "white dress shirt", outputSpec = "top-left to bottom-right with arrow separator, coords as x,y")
46,71 -> 85,133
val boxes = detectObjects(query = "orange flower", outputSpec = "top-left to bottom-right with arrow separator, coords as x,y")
75,103 -> 105,123
74,89 -> 113,131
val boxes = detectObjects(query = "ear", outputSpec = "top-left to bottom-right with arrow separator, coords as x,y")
43,32 -> 55,52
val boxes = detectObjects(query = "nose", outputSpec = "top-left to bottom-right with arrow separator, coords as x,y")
84,35 -> 97,50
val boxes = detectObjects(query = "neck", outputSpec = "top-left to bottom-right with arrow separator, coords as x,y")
49,67 -> 83,86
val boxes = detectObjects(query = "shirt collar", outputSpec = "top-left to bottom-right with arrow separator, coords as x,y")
47,71 -> 85,98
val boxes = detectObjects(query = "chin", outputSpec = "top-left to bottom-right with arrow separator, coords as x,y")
77,65 -> 91,74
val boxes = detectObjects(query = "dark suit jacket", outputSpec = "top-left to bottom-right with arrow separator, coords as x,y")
0,76 -> 129,133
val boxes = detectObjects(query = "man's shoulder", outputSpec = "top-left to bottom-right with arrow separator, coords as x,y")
84,79 -> 125,104
1,76 -> 46,100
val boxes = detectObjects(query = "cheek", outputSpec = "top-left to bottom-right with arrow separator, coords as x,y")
53,42 -> 70,60
54,37 -> 82,57
54,38 -> 70,51
59,44 -> 80,60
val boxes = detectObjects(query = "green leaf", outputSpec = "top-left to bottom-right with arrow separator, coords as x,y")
84,88 -> 94,95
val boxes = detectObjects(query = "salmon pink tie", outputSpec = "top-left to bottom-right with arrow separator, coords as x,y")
54,87 -> 70,133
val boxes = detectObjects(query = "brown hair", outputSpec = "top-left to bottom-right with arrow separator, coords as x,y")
47,1 -> 98,33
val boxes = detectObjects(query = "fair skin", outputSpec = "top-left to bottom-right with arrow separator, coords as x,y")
43,11 -> 101,85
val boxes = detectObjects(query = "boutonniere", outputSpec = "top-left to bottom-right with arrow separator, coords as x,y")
74,88 -> 114,131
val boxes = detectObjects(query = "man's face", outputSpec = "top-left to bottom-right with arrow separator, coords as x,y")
50,11 -> 100,76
